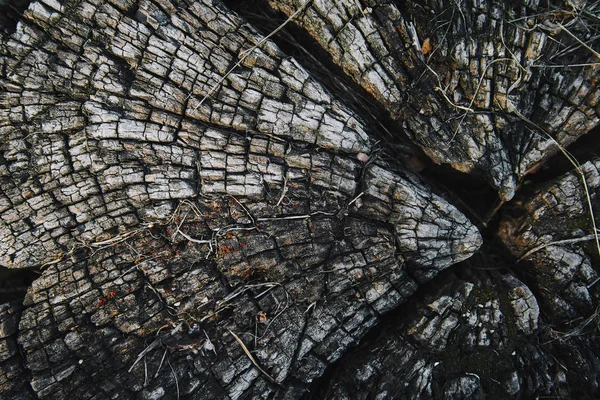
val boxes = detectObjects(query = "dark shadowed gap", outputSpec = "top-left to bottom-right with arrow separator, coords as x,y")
420,125 -> 600,237
0,0 -> 32,34
418,163 -> 500,230
492,125 -> 600,321
493,125 -> 600,272
520,125 -> 600,188
0,266 -> 38,303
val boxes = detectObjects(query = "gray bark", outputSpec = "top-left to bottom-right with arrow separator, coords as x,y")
0,0 -> 599,399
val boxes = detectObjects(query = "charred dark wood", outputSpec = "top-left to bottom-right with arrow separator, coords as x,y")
314,265 -> 600,399
0,300 -> 35,399
499,157 -> 600,325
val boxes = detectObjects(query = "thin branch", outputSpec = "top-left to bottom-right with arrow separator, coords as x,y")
128,338 -> 162,373
170,208 -> 190,241
167,358 -> 180,400
144,355 -> 149,387
154,347 -> 168,378
228,195 -> 256,226
276,176 -> 289,207
347,191 -> 365,207
557,22 -> 600,59
192,0 -> 313,113
531,62 -> 600,68
256,210 -> 337,221
175,228 -> 212,245
89,227 -> 145,248
512,110 -> 600,261
518,234 -> 597,262
229,330 -> 278,385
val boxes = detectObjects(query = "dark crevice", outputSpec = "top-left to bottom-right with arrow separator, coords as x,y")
222,0 -> 425,165
101,49 -> 137,91
10,300 -> 38,400
0,266 -> 38,303
0,0 -> 32,34
418,162 -> 501,232
520,124 -> 600,188
494,125 -> 600,289
124,3 -> 139,19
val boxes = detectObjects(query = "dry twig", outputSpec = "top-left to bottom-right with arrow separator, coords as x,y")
193,1 -> 313,112
229,330 -> 278,385
512,110 -> 600,261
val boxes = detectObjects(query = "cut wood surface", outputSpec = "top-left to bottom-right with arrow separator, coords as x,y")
0,0 -> 599,399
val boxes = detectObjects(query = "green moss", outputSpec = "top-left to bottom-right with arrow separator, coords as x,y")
470,287 -> 496,303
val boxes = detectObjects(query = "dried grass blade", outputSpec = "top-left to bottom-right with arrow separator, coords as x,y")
229,330 -> 278,385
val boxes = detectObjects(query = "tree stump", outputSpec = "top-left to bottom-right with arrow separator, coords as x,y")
0,0 -> 599,398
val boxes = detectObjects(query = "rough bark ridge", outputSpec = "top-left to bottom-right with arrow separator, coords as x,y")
0,300 -> 35,399
0,0 -> 599,399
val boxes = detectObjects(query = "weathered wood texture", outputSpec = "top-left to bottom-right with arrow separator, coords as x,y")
500,158 -> 600,324
269,0 -> 600,200
316,266 -> 599,399
0,0 -> 599,399
321,154 -> 600,397
316,159 -> 600,398
0,300 -> 34,399
0,0 -> 483,398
